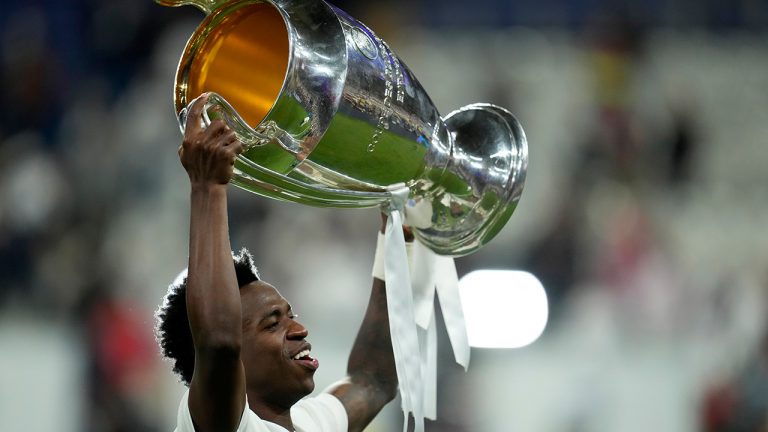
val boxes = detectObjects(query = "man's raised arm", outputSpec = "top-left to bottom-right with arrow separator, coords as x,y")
327,215 -> 403,432
180,93 -> 246,432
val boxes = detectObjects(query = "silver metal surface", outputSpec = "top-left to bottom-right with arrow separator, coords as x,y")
165,0 -> 528,256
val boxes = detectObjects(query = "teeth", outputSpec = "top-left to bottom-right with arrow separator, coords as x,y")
293,349 -> 311,360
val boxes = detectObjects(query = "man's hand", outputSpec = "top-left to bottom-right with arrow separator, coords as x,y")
179,93 -> 243,186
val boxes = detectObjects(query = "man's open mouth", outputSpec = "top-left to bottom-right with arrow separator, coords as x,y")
292,349 -> 319,371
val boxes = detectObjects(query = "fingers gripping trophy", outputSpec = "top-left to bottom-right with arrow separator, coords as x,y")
159,0 -> 528,430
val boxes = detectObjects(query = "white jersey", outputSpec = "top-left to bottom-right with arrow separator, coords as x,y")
174,389 -> 348,432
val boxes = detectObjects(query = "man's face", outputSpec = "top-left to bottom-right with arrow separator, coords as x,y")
240,281 -> 318,407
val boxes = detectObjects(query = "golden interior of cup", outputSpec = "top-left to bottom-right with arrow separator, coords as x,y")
187,3 -> 289,127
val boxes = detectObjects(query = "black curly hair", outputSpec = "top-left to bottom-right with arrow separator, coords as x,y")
155,248 -> 260,386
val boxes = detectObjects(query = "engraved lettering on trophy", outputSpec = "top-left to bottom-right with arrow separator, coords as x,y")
367,36 -> 406,153
380,40 -> 405,103
367,37 -> 394,152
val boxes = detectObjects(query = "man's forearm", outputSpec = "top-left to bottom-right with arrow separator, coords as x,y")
186,184 -> 242,348
333,277 -> 397,431
348,278 -> 397,391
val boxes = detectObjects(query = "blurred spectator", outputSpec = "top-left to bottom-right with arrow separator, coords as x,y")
665,104 -> 700,189
0,6 -> 63,141
520,171 -> 586,321
82,285 -> 161,432
0,132 -> 72,303
583,9 -> 647,180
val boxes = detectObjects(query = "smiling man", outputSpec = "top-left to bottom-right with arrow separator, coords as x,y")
155,94 -> 398,432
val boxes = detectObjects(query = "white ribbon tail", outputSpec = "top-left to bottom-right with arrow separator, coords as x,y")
384,186 -> 424,432
419,312 -> 438,420
435,256 -> 471,370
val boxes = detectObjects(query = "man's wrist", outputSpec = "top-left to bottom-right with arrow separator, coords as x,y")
190,182 -> 228,195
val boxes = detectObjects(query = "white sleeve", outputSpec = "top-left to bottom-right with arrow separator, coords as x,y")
174,388 -> 252,432
291,394 -> 348,432
174,389 -> 195,432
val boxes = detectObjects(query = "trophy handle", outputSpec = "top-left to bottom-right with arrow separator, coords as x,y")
179,93 -> 303,156
154,0 -> 228,14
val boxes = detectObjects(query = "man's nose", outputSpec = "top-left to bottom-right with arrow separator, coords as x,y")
287,321 -> 308,339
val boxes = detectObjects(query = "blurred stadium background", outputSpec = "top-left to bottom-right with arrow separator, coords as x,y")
1,0 -> 767,431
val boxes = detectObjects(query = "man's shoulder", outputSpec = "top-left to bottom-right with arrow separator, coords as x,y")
175,390 -> 347,432
175,389 -> 273,432
292,393 -> 348,432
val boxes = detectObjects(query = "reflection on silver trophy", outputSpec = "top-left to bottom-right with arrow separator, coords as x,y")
160,0 -> 528,256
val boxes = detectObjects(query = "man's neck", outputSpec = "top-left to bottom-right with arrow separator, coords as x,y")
247,395 -> 295,431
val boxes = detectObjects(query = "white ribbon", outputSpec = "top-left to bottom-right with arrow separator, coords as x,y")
409,239 -> 470,422
384,186 -> 424,432
433,253 -> 470,371
382,186 -> 472,431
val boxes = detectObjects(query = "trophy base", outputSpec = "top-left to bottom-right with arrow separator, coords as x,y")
413,103 -> 528,257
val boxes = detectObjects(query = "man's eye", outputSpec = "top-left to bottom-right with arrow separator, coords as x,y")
266,321 -> 279,330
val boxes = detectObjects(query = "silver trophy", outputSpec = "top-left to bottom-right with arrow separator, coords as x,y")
160,0 -> 528,256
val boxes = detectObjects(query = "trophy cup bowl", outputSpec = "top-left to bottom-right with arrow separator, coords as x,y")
160,0 -> 528,256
